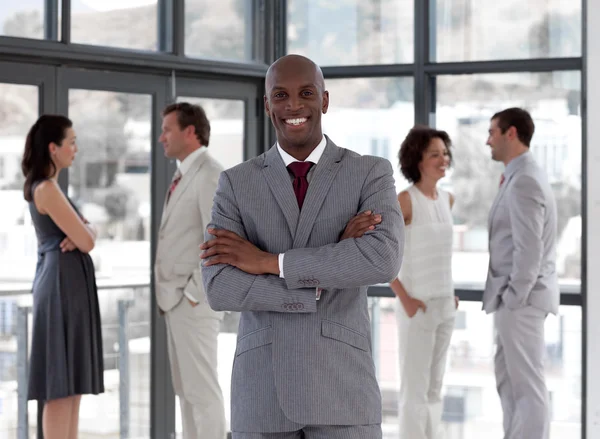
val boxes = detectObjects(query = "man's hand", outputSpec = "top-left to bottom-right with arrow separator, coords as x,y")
340,210 -> 382,240
60,237 -> 77,252
200,229 -> 279,275
401,296 -> 427,318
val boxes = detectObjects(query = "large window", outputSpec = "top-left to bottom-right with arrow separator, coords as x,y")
323,77 -> 414,189
0,3 -> 45,39
185,0 -> 254,61
434,0 -> 582,62
435,71 -> 582,289
71,1 -> 158,51
287,0 -> 414,66
373,298 -> 581,438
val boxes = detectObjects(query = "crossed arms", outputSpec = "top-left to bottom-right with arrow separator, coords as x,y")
200,159 -> 404,313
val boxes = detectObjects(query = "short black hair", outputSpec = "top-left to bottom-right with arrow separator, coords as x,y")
491,107 -> 535,147
398,125 -> 452,183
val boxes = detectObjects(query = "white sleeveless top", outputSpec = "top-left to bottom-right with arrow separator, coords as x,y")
399,185 -> 454,301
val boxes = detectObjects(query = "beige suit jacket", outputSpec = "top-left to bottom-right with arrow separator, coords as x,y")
155,149 -> 224,315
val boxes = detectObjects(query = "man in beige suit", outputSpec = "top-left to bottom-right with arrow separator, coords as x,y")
155,102 -> 226,439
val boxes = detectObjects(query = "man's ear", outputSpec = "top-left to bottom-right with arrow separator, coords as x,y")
322,90 -> 329,114
264,95 -> 271,117
507,125 -> 518,140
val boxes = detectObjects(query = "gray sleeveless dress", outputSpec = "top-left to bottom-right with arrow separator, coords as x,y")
27,180 -> 104,401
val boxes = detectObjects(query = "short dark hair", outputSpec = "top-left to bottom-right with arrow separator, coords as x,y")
491,107 -> 535,147
162,102 -> 211,146
22,114 -> 73,201
398,125 -> 452,183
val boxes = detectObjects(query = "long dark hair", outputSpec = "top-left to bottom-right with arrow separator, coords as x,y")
22,115 -> 73,201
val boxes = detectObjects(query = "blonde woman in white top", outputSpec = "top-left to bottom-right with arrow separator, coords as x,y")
391,126 -> 459,439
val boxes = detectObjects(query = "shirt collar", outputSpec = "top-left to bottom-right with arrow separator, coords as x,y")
276,135 -> 327,167
504,150 -> 532,179
177,147 -> 207,176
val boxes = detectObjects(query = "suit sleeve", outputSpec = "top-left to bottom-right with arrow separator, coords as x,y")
501,175 -> 545,308
282,158 -> 404,289
183,165 -> 220,303
201,171 -> 318,313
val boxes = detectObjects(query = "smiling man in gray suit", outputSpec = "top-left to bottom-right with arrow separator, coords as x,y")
483,107 -> 559,439
199,54 -> 404,439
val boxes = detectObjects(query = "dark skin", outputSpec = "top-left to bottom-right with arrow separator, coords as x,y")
200,55 -> 382,274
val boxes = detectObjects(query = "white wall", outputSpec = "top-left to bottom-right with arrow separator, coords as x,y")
586,0 -> 600,437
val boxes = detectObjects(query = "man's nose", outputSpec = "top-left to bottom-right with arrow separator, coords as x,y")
286,96 -> 303,112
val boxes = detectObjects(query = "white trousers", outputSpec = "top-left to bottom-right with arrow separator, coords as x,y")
396,297 -> 455,439
165,298 -> 226,439
494,304 -> 550,439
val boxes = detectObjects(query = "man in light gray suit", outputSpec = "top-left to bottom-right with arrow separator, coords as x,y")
155,102 -> 226,439
199,54 -> 404,439
483,107 -> 559,439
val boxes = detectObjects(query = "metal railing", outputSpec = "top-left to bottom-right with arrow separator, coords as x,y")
1,279 -> 581,439
1,278 -> 148,439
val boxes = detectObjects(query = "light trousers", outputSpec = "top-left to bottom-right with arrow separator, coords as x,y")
396,296 -> 455,439
165,298 -> 226,439
494,304 -> 550,439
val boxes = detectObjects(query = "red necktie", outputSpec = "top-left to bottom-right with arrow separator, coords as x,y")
167,171 -> 182,204
499,174 -> 505,187
288,162 -> 314,209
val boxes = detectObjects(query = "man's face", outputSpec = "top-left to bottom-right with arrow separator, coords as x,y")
486,118 -> 508,162
159,112 -> 187,160
264,61 -> 329,151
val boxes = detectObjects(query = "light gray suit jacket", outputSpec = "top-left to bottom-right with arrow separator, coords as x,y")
202,138 -> 404,432
483,151 -> 559,315
155,150 -> 223,315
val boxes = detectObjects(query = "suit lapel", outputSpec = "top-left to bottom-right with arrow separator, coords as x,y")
488,154 -> 532,232
293,140 -> 343,249
262,146 -> 300,238
160,152 -> 209,230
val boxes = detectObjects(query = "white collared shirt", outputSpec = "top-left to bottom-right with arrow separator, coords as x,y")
276,136 -> 326,288
177,146 -> 207,177
178,146 -> 207,304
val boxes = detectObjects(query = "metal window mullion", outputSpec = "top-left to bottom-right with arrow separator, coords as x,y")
44,0 -> 59,40
60,0 -> 70,43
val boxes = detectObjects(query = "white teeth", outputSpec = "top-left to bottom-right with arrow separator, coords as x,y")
286,118 -> 307,126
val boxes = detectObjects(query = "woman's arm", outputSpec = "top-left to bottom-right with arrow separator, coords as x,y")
34,180 -> 96,253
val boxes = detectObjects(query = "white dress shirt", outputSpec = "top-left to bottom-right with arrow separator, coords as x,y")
178,147 -> 208,304
276,136 -> 327,280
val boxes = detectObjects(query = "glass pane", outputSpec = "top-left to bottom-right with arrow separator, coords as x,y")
434,0 -> 582,62
372,297 -> 581,437
174,96 -> 245,435
177,97 -> 245,170
69,89 -> 153,437
0,83 -> 39,437
322,77 -> 414,190
71,1 -> 158,51
287,0 -> 414,66
185,0 -> 254,61
435,71 -> 581,291
0,3 -> 44,39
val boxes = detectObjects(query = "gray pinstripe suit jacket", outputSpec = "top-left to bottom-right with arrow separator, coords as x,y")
201,137 -> 404,433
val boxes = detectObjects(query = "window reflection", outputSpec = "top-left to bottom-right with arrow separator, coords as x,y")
322,77 -> 414,193
434,0 -> 581,62
372,298 -> 581,438
435,71 -> 581,289
1,3 -> 45,39
288,0 -> 414,66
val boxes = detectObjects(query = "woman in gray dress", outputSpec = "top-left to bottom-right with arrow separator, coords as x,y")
22,115 -> 104,439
